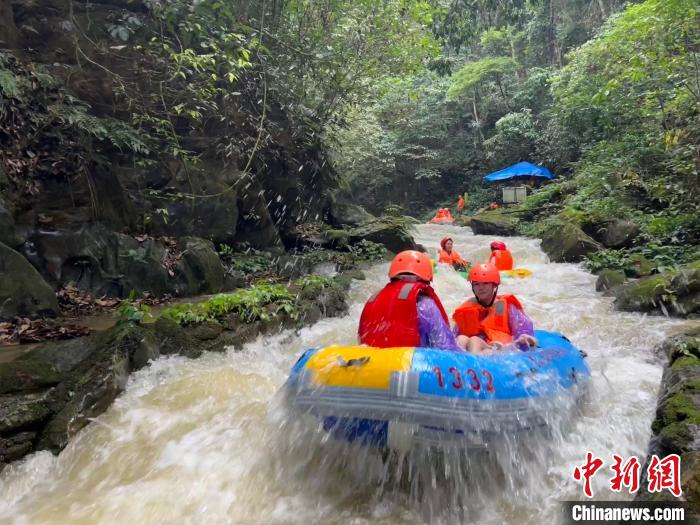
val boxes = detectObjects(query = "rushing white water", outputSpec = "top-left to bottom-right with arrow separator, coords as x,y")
0,224 -> 695,525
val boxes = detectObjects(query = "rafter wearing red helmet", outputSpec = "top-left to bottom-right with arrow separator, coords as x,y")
488,240 -> 514,271
452,263 -> 537,354
358,250 -> 461,351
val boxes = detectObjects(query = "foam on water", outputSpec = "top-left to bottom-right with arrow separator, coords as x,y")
0,225 -> 694,524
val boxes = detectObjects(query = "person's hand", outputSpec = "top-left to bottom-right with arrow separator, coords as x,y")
515,334 -> 538,348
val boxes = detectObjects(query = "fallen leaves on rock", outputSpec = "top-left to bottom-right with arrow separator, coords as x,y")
0,318 -> 91,346
57,285 -> 119,316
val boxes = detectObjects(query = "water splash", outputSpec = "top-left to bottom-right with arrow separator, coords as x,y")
0,225 -> 693,525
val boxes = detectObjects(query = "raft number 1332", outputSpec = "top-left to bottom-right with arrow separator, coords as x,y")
432,367 -> 495,393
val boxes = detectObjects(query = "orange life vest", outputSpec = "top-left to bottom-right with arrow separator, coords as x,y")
489,249 -> 514,271
438,249 -> 466,266
457,197 -> 465,210
452,295 -> 523,344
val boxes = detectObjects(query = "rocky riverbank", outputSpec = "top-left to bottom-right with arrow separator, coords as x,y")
469,208 -> 700,511
0,269 -> 364,471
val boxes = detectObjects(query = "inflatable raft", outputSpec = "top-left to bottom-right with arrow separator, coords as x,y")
455,268 -> 532,280
285,330 -> 589,449
428,208 -> 455,224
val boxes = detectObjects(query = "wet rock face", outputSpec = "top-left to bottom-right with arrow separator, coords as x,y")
637,328 -> 700,511
0,242 -> 59,320
539,220 -> 602,262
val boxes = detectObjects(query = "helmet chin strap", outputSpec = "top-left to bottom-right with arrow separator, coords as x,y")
472,283 -> 498,307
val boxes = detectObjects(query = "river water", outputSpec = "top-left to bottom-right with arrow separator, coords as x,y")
0,224 -> 694,524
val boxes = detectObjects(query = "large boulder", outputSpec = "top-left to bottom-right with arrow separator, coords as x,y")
328,198 -> 376,227
116,234 -> 173,296
469,212 -> 518,236
345,220 -> 417,253
540,221 -> 602,262
612,261 -> 700,317
174,237 -> 227,295
596,219 -> 640,248
0,242 -> 59,320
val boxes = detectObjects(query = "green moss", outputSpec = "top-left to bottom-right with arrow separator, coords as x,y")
628,274 -> 670,301
657,422 -> 693,452
659,393 -> 700,427
670,356 -> 700,370
558,206 -> 591,228
161,284 -> 297,326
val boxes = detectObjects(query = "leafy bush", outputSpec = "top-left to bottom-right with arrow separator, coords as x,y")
349,239 -> 387,262
218,245 -> 271,274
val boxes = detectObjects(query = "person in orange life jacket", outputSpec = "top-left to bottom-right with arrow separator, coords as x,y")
437,237 -> 468,271
358,250 -> 461,351
452,263 -> 537,354
488,240 -> 514,271
457,195 -> 465,212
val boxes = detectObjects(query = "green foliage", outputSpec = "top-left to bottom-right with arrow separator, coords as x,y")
348,239 -> 387,262
218,245 -> 271,275
116,302 -> 153,324
294,275 -> 336,299
583,249 -> 631,274
161,285 -> 296,326
447,57 -> 517,99
115,291 -> 154,324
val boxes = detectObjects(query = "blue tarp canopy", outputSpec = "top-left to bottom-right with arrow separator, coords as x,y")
483,161 -> 554,182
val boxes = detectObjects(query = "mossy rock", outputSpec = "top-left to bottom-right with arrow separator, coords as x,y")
625,253 -> 655,278
152,316 -> 204,359
351,221 -> 417,253
539,220 -> 602,262
0,361 -> 63,395
613,262 -> 700,317
454,215 -> 471,227
595,269 -> 625,292
613,274 -> 671,313
469,212 -> 518,236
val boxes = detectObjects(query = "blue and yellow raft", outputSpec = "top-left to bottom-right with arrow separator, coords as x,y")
284,330 -> 590,449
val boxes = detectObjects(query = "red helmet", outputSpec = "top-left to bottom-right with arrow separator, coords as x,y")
490,241 -> 506,250
440,237 -> 453,250
389,250 -> 433,281
467,263 -> 500,285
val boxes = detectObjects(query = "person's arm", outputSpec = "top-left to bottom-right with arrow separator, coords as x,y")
417,296 -> 462,351
509,304 -> 537,349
